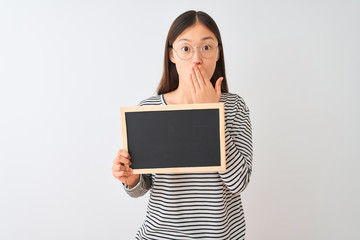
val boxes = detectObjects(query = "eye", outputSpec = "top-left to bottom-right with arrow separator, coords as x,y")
181,46 -> 190,52
202,45 -> 211,51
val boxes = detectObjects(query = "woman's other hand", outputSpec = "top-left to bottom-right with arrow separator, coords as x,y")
112,149 -> 140,188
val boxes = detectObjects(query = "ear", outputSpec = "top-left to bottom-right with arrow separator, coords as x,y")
169,48 -> 176,64
216,47 -> 220,61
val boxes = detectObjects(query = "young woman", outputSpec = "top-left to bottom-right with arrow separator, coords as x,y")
112,10 -> 253,239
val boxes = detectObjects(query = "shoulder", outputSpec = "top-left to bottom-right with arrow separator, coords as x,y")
220,92 -> 250,113
137,95 -> 162,106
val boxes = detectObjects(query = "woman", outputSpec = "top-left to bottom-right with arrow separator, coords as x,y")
112,10 -> 253,239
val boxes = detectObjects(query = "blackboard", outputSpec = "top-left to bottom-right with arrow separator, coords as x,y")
120,103 -> 225,174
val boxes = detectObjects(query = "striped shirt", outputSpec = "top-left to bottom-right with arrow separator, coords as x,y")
124,92 -> 253,239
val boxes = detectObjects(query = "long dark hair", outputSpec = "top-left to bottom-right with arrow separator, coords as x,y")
157,10 -> 229,95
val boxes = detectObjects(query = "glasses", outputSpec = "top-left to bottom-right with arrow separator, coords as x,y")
172,41 -> 219,60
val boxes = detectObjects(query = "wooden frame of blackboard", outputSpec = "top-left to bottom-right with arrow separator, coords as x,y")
120,103 -> 226,174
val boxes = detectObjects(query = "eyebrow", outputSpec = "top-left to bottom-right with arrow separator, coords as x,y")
177,36 -> 216,42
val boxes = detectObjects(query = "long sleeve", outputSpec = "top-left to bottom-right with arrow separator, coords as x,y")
219,94 -> 253,195
123,174 -> 152,198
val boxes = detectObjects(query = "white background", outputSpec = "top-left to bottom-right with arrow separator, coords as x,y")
1,0 -> 359,239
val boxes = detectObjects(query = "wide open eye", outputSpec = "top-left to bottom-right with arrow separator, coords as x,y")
180,45 -> 191,52
202,45 -> 211,51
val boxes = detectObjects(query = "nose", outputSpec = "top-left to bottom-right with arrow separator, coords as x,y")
192,47 -> 203,65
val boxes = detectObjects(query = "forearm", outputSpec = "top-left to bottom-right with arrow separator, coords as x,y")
123,174 -> 152,198
219,130 -> 252,194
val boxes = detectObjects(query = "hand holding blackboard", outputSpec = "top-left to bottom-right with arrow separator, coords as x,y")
112,149 -> 139,188
120,103 -> 226,174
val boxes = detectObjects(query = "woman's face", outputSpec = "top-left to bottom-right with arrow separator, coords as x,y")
170,22 -> 219,87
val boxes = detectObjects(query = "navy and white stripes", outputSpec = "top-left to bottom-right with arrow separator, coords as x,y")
124,93 -> 253,239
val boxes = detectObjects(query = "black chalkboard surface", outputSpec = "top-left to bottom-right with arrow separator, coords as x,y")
120,103 -> 225,174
